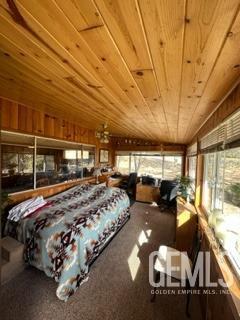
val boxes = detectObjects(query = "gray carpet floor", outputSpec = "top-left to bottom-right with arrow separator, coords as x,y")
0,202 -> 203,320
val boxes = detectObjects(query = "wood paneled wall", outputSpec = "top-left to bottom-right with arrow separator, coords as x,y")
191,83 -> 240,143
187,83 -> 240,207
112,136 -> 186,153
115,145 -> 186,153
0,97 -> 114,165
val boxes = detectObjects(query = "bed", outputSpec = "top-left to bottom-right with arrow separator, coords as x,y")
5,184 -> 130,301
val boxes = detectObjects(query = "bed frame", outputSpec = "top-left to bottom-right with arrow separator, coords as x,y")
88,211 -> 130,267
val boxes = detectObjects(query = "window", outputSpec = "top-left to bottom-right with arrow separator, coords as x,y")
188,156 -> 197,190
62,149 -> 82,180
116,155 -> 130,175
131,153 -> 163,178
223,148 -> 240,215
36,155 -> 55,172
1,145 -> 34,193
116,152 -> 183,179
203,153 -> 217,212
163,156 -> 182,180
82,146 -> 95,178
201,109 -> 240,275
36,148 -> 83,188
203,147 -> 240,275
1,131 -> 96,193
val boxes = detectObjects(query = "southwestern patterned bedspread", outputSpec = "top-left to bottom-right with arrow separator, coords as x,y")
6,184 -> 130,301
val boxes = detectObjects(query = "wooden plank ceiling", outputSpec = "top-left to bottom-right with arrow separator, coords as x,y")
0,0 -> 240,144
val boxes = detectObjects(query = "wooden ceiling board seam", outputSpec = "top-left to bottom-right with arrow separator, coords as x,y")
0,76 -> 140,136
183,2 -> 240,142
85,1 -> 160,123
178,0 -> 240,142
93,0 -> 153,70
176,0 -> 188,143
79,24 -> 157,126
135,0 -> 171,141
0,0 -> 178,140
54,0 -> 104,32
0,37 -> 139,126
185,11 -> 240,142
138,0 -> 183,140
0,1 -> 154,139
11,0 -> 105,88
0,77 -> 103,128
10,0 -> 146,124
0,0 -> 240,144
50,0 -> 159,138
0,58 -> 143,137
0,18 -> 141,123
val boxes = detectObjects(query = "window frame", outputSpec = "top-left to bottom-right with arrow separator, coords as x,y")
202,147 -> 240,276
1,130 -> 96,194
115,151 -> 183,179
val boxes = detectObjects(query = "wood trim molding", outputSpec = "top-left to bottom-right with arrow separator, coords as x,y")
9,177 -> 95,204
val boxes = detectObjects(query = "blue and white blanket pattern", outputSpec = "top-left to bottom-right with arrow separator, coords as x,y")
9,184 -> 130,301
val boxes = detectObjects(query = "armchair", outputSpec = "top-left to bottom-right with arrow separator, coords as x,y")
119,172 -> 138,198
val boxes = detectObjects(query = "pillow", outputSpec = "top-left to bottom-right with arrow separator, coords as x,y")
7,196 -> 47,222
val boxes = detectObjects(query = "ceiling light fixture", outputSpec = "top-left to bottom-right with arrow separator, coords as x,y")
95,123 -> 110,144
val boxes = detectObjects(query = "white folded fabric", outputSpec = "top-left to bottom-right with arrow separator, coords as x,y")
7,196 -> 47,222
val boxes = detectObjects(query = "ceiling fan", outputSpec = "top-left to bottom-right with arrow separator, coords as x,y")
95,123 -> 111,144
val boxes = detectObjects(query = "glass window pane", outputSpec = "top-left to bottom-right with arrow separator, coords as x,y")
82,146 -> 95,178
64,150 -> 77,159
224,147 -> 240,215
116,155 -> 130,175
62,149 -> 77,178
214,151 -> 224,211
223,147 -> 240,272
203,153 -> 216,213
1,134 -> 96,191
131,154 -> 163,178
36,148 -> 61,187
188,156 -> 196,190
1,145 -> 34,193
36,147 -> 83,187
163,156 -> 182,180
203,152 -> 224,213
45,155 -> 55,171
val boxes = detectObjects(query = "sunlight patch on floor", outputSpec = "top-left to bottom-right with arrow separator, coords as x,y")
138,229 -> 152,245
127,244 -> 140,281
128,229 -> 152,280
150,202 -> 158,207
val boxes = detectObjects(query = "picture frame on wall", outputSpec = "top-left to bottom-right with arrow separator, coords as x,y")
99,149 -> 109,163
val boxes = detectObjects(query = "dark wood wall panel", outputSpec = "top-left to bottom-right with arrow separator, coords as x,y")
1,99 -> 18,130
32,109 -> 44,135
19,105 -> 33,133
0,97 -> 113,165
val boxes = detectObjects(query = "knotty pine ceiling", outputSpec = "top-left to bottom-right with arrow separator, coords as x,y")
0,0 -> 240,144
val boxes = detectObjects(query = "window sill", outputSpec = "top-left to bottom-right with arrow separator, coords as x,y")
9,177 -> 95,203
197,205 -> 240,319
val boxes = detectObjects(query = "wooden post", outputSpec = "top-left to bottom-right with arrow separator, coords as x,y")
195,147 -> 204,208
